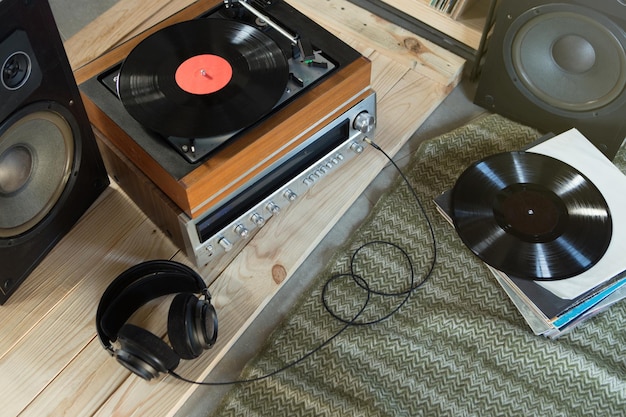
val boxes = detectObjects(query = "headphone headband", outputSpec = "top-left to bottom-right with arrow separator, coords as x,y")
96,260 -> 208,352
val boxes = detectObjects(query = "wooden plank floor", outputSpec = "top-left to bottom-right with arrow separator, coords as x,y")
0,0 -> 465,416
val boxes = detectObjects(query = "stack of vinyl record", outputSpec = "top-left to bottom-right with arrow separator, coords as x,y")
435,128 -> 626,338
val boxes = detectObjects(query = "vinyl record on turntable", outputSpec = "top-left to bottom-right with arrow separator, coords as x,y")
118,18 -> 289,139
450,151 -> 612,280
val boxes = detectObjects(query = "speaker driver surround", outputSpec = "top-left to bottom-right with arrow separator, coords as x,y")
0,103 -> 74,237
504,4 -> 626,116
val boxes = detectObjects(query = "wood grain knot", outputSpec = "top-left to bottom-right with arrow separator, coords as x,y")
272,264 -> 287,284
404,37 -> 425,55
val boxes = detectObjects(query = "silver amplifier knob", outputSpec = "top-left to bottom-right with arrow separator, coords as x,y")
234,224 -> 249,239
353,111 -> 375,134
283,189 -> 297,201
251,212 -> 265,227
350,142 -> 364,153
218,237 -> 233,252
266,201 -> 281,215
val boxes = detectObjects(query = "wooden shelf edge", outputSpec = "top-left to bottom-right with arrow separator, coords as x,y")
367,0 -> 490,50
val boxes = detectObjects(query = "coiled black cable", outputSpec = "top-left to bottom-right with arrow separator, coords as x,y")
170,138 -> 438,385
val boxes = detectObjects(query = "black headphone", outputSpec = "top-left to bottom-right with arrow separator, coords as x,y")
96,260 -> 218,380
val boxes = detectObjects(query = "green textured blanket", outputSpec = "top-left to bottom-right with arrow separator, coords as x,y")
211,114 -> 626,417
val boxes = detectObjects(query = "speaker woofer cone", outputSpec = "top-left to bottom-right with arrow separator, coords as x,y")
504,4 -> 626,116
0,143 -> 35,196
0,104 -> 74,237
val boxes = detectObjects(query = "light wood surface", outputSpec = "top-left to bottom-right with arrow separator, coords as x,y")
0,0 -> 464,416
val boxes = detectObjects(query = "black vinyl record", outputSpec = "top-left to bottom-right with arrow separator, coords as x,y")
451,151 -> 612,280
118,18 -> 289,139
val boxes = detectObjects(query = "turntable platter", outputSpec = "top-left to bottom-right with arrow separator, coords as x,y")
117,18 -> 289,139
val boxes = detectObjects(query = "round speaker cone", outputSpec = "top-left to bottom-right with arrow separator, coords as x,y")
0,145 -> 33,194
0,108 -> 74,237
504,5 -> 626,115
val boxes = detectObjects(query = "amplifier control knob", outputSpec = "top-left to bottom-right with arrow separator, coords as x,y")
350,142 -> 364,154
218,237 -> 233,252
251,212 -> 265,227
266,201 -> 281,215
234,224 -> 249,239
283,189 -> 297,201
353,111 -> 375,134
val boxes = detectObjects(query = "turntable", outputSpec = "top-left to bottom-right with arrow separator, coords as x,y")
80,0 -> 376,274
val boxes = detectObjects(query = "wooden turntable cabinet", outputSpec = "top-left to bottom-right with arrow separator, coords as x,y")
79,0 -> 375,273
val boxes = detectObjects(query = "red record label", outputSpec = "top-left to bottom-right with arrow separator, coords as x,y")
175,54 -> 232,95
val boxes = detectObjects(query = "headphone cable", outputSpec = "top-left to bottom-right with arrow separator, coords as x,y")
169,137 -> 438,386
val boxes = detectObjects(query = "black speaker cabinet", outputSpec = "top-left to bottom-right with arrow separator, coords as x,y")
475,0 -> 626,158
0,0 -> 109,304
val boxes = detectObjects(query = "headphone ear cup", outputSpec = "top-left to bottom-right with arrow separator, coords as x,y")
116,324 -> 180,380
168,293 -> 217,360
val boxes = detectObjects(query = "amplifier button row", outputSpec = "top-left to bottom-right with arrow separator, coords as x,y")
303,152 -> 345,186
208,143 -> 363,260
